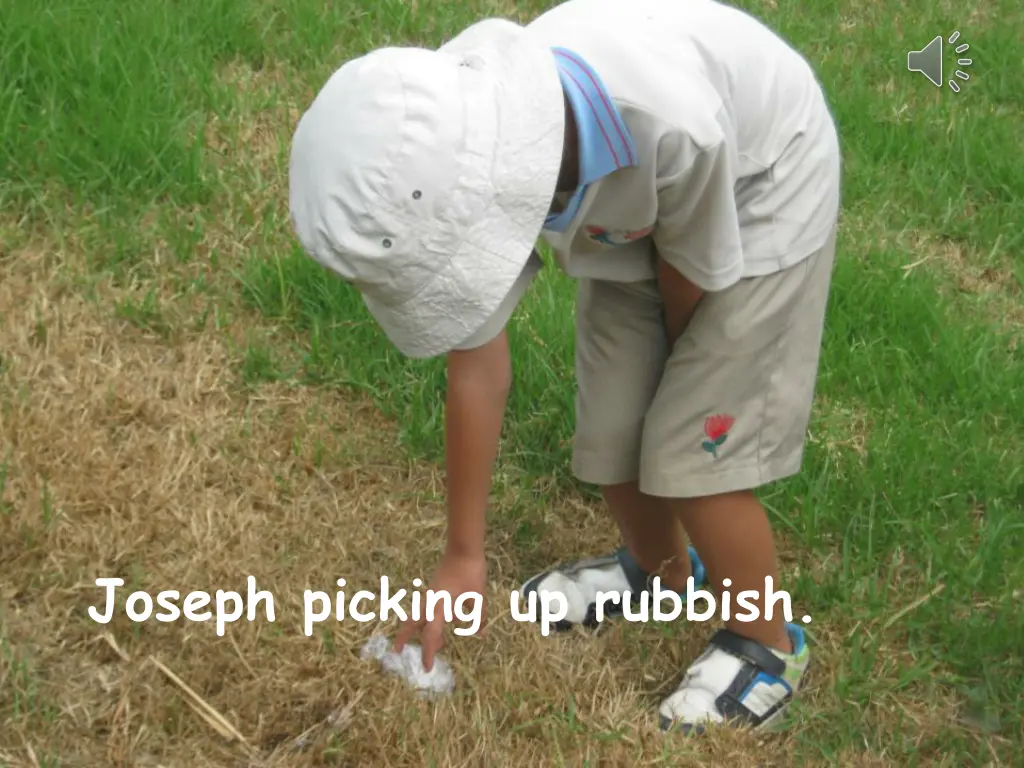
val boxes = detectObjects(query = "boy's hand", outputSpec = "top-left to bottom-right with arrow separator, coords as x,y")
656,252 -> 705,347
393,549 -> 487,670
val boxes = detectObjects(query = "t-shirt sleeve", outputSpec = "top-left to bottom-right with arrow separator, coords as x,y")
451,249 -> 543,351
653,132 -> 744,292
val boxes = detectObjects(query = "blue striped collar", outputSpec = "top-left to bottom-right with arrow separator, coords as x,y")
545,47 -> 638,233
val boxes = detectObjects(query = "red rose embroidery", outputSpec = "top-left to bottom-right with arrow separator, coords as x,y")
702,414 -> 735,458
623,226 -> 653,241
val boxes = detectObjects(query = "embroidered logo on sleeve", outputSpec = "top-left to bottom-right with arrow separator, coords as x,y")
584,225 -> 654,246
701,414 -> 735,458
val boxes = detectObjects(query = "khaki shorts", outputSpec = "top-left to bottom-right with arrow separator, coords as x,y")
572,227 -> 837,498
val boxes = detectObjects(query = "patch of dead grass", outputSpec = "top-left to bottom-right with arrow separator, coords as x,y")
930,238 -> 1018,297
0,239 -> 911,766
0,247 -> 771,765
207,61 -> 298,174
902,233 -> 1024,334
808,396 -> 872,474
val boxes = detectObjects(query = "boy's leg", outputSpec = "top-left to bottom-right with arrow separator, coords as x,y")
602,480 -> 691,592
518,278 -> 707,628
641,226 -> 838,732
673,490 -> 790,651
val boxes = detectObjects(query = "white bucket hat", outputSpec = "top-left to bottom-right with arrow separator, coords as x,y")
288,19 -> 566,358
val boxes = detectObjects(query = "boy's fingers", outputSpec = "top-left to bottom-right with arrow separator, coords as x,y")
420,621 -> 444,671
393,617 -> 422,652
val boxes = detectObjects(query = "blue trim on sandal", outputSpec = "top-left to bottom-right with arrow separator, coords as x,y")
614,545 -> 707,595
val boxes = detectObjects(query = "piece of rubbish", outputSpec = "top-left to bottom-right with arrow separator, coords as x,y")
360,635 -> 455,697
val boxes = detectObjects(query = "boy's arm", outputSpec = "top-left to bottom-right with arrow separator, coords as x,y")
444,329 -> 512,558
441,251 -> 540,556
652,130 -> 744,346
395,327 -> 512,664
656,256 -> 705,348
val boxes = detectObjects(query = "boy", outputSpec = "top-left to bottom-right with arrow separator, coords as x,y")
288,0 -> 840,734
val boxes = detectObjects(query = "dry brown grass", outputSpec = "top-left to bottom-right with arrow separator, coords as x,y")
902,233 -> 1024,335
808,396 -> 872,468
0,244 -> 821,767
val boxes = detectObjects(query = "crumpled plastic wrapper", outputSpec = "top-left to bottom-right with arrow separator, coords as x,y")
360,635 -> 455,697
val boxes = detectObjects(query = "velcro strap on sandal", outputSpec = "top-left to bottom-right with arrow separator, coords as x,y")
708,629 -> 786,678
558,552 -> 620,577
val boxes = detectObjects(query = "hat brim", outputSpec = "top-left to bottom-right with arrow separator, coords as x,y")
363,20 -> 565,359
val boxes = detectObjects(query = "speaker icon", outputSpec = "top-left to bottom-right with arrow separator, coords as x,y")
908,31 -> 973,92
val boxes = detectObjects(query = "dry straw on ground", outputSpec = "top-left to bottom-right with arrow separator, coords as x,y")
0,233 -> 908,767
0,238 -> 969,768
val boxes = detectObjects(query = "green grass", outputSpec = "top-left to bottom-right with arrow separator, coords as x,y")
2,0 -> 1022,763
0,0 -> 264,209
